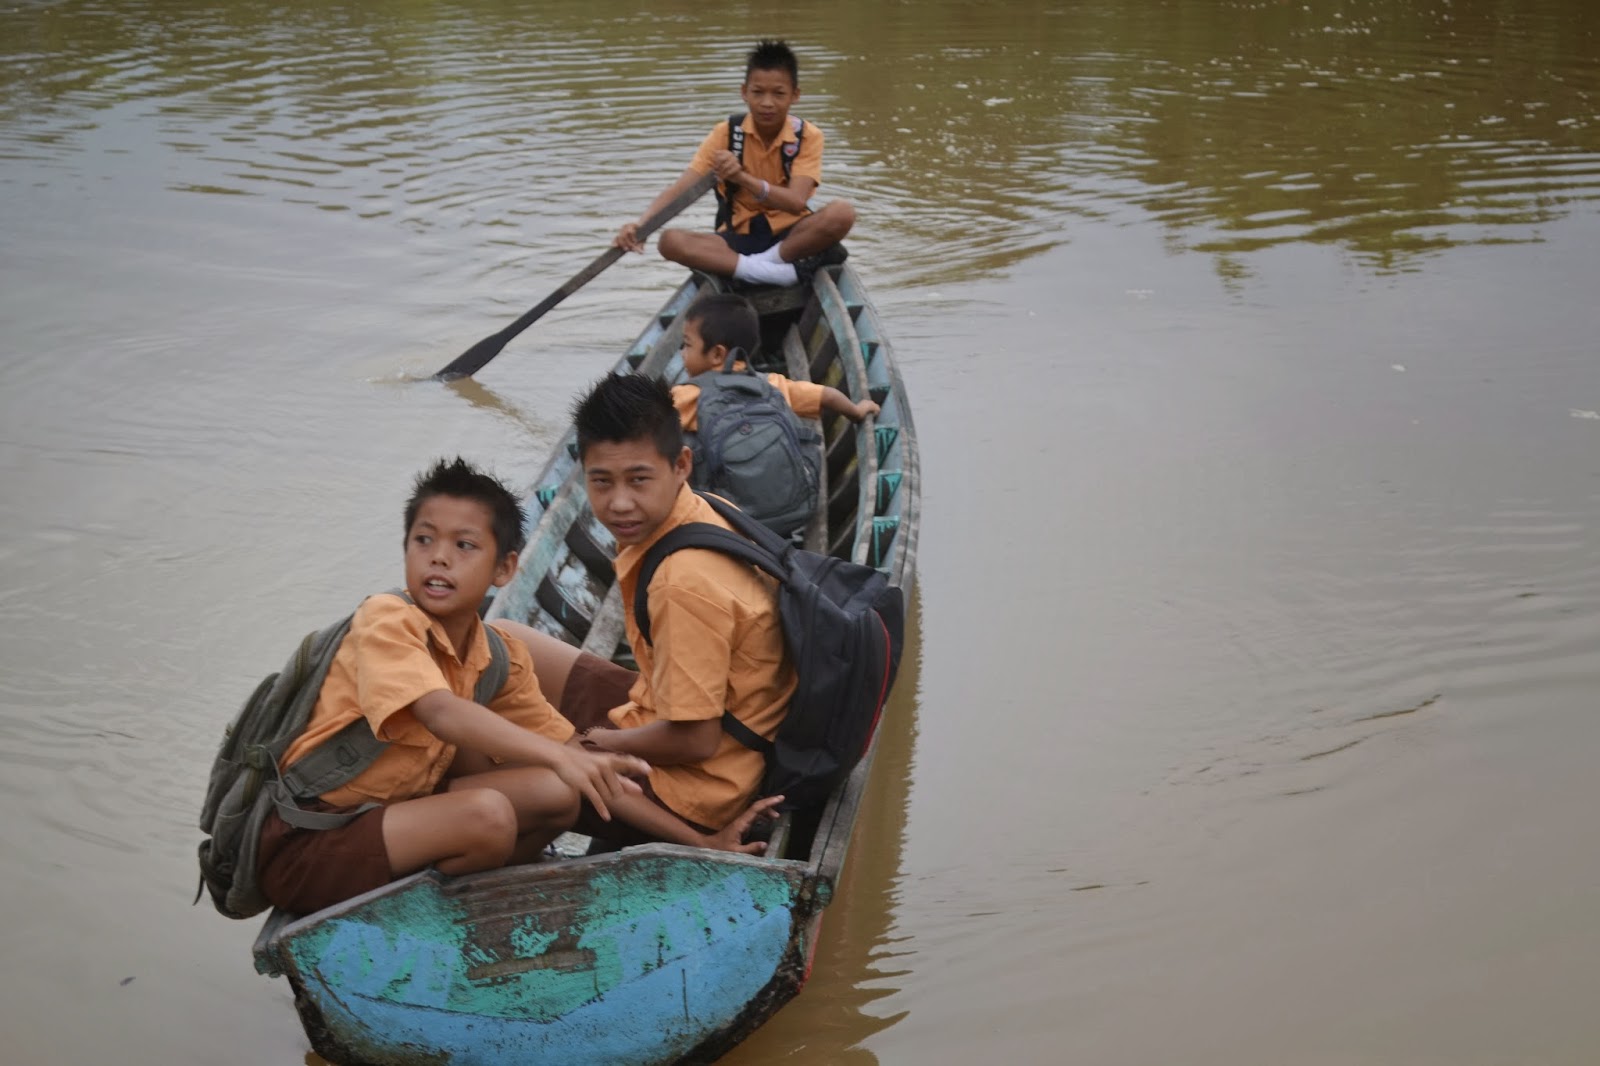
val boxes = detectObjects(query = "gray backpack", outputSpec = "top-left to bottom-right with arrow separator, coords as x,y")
196,592 -> 508,919
687,355 -> 822,539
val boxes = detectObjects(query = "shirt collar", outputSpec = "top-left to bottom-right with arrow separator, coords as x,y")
742,113 -> 800,147
420,608 -> 490,672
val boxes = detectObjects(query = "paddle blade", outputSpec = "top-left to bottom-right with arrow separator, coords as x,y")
429,173 -> 714,382
433,333 -> 507,382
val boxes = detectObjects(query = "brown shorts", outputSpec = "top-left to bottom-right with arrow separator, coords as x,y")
559,651 -> 715,840
559,649 -> 638,732
256,799 -> 390,916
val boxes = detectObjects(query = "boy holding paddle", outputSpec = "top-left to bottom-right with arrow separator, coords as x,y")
613,39 -> 853,287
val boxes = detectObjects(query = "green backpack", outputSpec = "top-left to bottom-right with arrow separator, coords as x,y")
196,592 -> 508,919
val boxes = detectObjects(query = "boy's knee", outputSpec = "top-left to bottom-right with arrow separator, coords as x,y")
658,228 -> 691,263
457,789 -> 519,858
822,199 -> 855,238
545,782 -> 582,827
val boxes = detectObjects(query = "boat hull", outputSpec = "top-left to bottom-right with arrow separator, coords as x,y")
253,262 -> 918,1064
261,847 -> 822,1066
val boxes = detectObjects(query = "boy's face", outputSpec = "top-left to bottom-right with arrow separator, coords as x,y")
740,67 -> 798,137
679,317 -> 726,377
582,437 -> 691,548
403,495 -> 516,624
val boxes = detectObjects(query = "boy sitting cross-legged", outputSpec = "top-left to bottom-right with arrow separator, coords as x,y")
496,373 -> 794,852
613,39 -> 853,287
255,458 -> 649,916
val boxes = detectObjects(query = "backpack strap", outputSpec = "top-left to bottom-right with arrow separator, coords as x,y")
475,623 -> 511,706
712,113 -> 805,232
634,519 -> 785,757
719,708 -> 775,756
634,521 -> 785,646
694,489 -> 797,557
272,598 -> 512,829
713,112 -> 745,232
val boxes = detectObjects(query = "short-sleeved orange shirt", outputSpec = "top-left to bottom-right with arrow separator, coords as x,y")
670,369 -> 825,432
280,595 -> 573,806
689,114 -> 824,235
608,486 -> 796,828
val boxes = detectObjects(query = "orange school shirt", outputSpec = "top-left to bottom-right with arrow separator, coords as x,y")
608,485 -> 796,828
689,114 -> 823,236
671,369 -> 826,432
279,594 -> 573,807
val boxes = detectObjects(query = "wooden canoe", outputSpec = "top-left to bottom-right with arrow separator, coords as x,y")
252,261 -> 920,1066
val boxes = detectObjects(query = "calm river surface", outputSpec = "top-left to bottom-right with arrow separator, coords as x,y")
3,1 -> 1599,1063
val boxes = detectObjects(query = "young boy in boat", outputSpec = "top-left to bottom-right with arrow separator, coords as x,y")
673,292 -> 879,428
255,458 -> 650,915
612,38 -> 853,288
500,373 -> 791,851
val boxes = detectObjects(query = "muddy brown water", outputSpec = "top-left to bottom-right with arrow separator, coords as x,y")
3,1 -> 1599,1062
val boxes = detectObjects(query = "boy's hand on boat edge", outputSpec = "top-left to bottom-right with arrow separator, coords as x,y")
705,794 -> 785,855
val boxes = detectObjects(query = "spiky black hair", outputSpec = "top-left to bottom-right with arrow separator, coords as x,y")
746,39 -> 799,88
572,373 -> 684,463
404,457 -> 526,560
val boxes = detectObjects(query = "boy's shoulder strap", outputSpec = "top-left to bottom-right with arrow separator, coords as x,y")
783,116 -> 804,180
727,112 -> 804,179
713,114 -> 804,232
715,113 -> 746,233
633,515 -> 787,647
276,594 -> 511,802
476,623 -> 510,705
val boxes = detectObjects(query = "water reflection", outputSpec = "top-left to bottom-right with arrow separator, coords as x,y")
4,0 -> 1596,290
720,598 -> 923,1065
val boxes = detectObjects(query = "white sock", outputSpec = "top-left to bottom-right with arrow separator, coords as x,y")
756,243 -> 788,264
733,253 -> 798,286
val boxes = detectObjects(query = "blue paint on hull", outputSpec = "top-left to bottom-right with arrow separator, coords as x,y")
273,853 -> 808,1066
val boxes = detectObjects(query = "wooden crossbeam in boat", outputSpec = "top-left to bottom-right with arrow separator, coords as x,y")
563,518 -> 613,580
579,584 -> 626,661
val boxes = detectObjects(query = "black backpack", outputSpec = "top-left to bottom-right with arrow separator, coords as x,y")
686,352 -> 822,540
634,492 -> 905,812
196,593 -> 509,919
713,111 -> 805,233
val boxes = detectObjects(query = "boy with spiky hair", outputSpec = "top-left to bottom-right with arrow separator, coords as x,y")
502,374 -> 790,851
613,39 -> 854,287
255,458 -> 649,915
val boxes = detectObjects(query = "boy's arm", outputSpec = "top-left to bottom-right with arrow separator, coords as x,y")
582,717 -> 722,765
411,690 -> 648,821
819,384 -> 880,423
595,577 -> 735,765
614,168 -> 705,251
603,790 -> 784,854
714,121 -> 823,216
712,153 -> 816,216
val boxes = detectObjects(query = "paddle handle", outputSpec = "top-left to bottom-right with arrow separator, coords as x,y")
433,171 -> 717,382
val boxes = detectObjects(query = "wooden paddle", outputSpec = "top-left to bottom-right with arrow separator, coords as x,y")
433,172 -> 717,382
